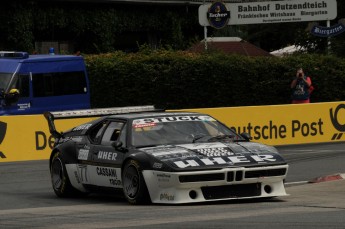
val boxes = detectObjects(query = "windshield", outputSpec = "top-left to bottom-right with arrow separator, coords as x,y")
131,115 -> 241,147
0,73 -> 14,92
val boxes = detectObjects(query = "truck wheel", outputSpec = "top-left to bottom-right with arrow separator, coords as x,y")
50,151 -> 78,197
122,160 -> 150,204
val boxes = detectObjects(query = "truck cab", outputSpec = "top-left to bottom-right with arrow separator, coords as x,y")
0,51 -> 91,115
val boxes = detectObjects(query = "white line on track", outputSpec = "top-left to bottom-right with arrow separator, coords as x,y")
285,181 -> 309,186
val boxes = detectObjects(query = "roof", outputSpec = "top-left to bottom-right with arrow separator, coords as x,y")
270,45 -> 305,57
108,111 -> 202,119
0,53 -> 83,63
0,53 -> 84,73
65,111 -> 206,134
189,37 -> 272,57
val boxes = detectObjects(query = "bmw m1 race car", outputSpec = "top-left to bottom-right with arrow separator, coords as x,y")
45,106 -> 288,204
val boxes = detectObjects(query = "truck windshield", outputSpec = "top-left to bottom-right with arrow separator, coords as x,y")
0,73 -> 13,92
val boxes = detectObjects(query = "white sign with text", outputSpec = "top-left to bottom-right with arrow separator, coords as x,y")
199,0 -> 337,26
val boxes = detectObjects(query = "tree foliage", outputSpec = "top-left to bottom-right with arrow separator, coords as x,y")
0,1 -> 201,53
1,1 -> 344,56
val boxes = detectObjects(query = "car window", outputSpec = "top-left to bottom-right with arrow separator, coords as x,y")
0,73 -> 12,91
17,74 -> 30,97
89,121 -> 108,144
118,123 -> 127,147
32,71 -> 87,97
131,115 -> 238,147
101,121 -> 125,145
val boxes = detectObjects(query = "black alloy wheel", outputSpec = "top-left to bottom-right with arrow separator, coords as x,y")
122,160 -> 150,204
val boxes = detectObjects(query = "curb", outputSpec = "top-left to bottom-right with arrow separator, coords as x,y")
309,173 -> 345,183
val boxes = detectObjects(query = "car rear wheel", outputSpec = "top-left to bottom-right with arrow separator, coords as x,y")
50,151 -> 78,197
122,160 -> 150,204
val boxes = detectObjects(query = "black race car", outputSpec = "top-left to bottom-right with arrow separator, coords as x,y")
45,106 -> 288,204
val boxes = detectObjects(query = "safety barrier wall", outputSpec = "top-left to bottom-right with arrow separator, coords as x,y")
0,116 -> 96,163
0,101 -> 344,162
179,101 -> 345,145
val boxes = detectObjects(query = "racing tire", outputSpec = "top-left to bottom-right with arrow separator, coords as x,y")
50,151 -> 79,197
122,160 -> 151,205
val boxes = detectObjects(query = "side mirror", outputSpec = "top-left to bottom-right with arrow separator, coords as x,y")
240,132 -> 252,141
4,88 -> 20,105
111,141 -> 127,153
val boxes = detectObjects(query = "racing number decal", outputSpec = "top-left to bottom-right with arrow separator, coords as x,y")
77,165 -> 88,183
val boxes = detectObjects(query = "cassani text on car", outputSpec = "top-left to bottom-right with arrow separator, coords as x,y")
44,106 -> 288,204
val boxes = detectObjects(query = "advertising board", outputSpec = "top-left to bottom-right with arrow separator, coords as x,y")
0,102 -> 344,162
181,102 -> 345,146
199,0 -> 337,26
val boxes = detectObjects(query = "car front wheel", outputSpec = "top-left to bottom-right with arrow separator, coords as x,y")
122,160 -> 150,204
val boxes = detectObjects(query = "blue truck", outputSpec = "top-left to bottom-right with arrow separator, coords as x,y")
0,51 -> 91,115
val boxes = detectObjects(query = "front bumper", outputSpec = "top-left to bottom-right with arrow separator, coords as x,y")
142,164 -> 288,204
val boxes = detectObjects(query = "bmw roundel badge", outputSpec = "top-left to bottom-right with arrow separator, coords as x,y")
207,1 -> 230,29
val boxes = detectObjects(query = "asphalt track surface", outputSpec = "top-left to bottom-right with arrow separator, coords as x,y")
0,142 -> 344,229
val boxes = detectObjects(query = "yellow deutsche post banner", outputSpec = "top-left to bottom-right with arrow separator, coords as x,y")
179,102 -> 345,146
0,102 -> 344,162
0,116 -> 95,162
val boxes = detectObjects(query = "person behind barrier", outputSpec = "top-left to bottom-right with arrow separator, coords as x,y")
290,67 -> 312,104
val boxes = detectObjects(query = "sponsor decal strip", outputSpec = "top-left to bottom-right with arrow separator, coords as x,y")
174,154 -> 277,168
133,116 -> 215,126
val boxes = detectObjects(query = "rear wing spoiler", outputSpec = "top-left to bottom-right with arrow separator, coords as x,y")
44,105 -> 161,138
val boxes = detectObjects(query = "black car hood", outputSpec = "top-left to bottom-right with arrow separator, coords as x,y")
139,142 -> 286,170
